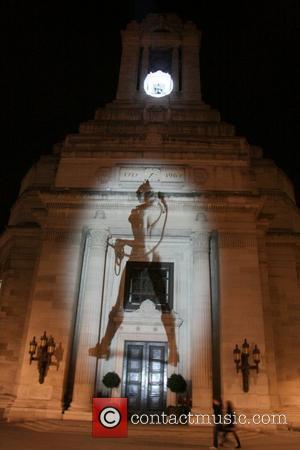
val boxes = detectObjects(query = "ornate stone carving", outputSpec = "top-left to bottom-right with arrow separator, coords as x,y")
119,166 -> 185,183
94,209 -> 106,219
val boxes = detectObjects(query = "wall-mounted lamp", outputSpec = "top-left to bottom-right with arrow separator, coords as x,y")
233,338 -> 260,392
29,331 -> 57,384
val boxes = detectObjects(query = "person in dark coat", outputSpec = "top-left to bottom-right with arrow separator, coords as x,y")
221,401 -> 241,448
212,398 -> 223,448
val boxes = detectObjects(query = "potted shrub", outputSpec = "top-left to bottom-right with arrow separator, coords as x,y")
166,373 -> 190,418
102,371 -> 121,397
167,373 -> 187,404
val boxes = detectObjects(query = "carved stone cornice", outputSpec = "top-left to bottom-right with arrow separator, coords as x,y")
0,226 -> 41,249
43,229 -> 82,243
219,232 -> 257,249
39,191 -> 263,215
266,232 -> 299,247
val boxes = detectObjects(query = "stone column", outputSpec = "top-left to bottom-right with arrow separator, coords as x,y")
116,32 -> 140,100
67,229 -> 108,417
172,47 -> 179,92
140,46 -> 149,88
256,228 -> 279,410
182,27 -> 202,101
191,232 -> 212,412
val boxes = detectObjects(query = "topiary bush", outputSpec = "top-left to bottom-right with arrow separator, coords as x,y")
102,372 -> 121,390
167,373 -> 187,406
167,373 -> 187,394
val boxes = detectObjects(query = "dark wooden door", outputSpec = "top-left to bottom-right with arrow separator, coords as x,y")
122,341 -> 167,414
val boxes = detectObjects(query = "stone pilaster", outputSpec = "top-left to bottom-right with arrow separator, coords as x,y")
219,231 -> 271,411
191,232 -> 212,412
140,46 -> 149,90
172,47 -> 179,92
66,229 -> 109,416
256,229 -> 280,410
182,27 -> 201,100
116,28 -> 139,100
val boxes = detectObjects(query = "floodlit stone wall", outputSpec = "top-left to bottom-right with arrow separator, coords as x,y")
0,14 -> 299,424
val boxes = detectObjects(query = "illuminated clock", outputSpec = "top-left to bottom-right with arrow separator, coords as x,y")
143,70 -> 173,98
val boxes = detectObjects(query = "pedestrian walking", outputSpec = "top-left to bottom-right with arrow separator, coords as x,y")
212,398 -> 223,448
221,401 -> 241,448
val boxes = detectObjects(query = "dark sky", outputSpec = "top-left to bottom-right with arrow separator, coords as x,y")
2,0 -> 300,231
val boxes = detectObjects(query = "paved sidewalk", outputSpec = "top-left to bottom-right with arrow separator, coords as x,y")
0,420 -> 300,450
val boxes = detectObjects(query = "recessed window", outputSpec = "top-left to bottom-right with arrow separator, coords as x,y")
124,262 -> 174,312
149,48 -> 172,73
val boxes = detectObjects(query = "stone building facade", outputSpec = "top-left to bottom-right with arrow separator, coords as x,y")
0,14 -> 299,424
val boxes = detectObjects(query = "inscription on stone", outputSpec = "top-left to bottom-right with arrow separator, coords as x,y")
119,167 -> 185,183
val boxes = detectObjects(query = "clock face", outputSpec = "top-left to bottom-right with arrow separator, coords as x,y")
143,70 -> 173,98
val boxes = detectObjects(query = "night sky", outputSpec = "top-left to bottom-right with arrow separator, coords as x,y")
2,1 -> 300,231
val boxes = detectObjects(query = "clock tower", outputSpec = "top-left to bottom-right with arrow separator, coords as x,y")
116,14 -> 202,102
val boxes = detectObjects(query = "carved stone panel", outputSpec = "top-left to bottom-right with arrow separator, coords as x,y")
119,166 -> 185,183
